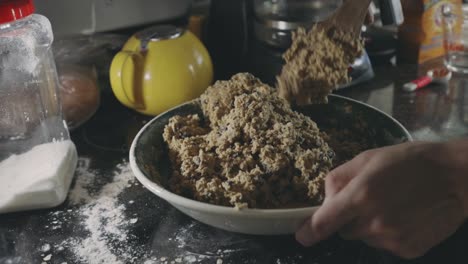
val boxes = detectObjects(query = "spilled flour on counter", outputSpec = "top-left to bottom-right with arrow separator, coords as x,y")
38,158 -> 252,264
67,158 -> 95,204
58,158 -> 144,264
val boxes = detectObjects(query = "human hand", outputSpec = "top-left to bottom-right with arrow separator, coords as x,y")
295,141 -> 468,259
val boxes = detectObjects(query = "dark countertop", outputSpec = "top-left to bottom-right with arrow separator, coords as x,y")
1,63 -> 468,264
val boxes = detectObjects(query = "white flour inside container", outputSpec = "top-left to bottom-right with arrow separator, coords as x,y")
0,140 -> 76,213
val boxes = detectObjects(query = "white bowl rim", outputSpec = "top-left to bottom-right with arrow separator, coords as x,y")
129,94 -> 412,216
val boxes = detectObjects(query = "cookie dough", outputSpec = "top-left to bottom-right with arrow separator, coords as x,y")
163,73 -> 334,209
276,26 -> 363,104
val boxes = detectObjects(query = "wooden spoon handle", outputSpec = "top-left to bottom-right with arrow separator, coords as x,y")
324,0 -> 372,36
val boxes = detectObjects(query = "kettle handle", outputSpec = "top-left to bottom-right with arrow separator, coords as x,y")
378,0 -> 404,26
110,51 -> 145,109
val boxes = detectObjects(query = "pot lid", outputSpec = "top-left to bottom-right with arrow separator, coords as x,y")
136,25 -> 184,50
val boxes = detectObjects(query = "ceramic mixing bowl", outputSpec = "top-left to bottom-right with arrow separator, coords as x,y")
129,94 -> 412,235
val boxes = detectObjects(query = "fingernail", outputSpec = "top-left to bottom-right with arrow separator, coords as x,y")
295,222 -> 317,247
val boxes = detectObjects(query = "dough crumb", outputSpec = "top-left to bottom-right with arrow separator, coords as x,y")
43,254 -> 52,261
163,73 -> 334,209
41,244 -> 51,252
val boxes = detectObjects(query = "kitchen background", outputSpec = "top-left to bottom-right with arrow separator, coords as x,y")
31,0 -> 403,131
2,0 -> 468,263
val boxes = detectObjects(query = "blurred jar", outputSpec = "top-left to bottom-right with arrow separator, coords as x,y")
52,34 -> 127,130
443,4 -> 468,73
0,0 -> 77,213
398,0 -> 463,65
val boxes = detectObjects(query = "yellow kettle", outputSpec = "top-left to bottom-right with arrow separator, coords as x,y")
110,25 -> 213,116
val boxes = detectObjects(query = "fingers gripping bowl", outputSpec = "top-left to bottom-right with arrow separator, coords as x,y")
129,92 -> 412,235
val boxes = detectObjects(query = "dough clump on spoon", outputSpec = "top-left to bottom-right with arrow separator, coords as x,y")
277,26 -> 364,104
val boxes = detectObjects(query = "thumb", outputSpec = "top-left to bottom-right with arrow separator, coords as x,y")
325,150 -> 371,197
296,181 -> 358,246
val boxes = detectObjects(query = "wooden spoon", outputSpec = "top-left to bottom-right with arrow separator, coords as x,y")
318,0 -> 373,37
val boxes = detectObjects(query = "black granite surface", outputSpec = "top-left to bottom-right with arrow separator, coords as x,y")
1,63 -> 468,264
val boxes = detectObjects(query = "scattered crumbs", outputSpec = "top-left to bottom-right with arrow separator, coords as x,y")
160,257 -> 167,261
130,218 -> 138,224
175,258 -> 182,263
184,255 -> 197,263
43,254 -> 52,261
216,259 -> 223,264
41,244 -> 51,252
129,200 -> 135,204
67,209 -> 73,212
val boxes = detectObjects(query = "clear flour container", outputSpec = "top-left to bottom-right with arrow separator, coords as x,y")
0,0 -> 78,213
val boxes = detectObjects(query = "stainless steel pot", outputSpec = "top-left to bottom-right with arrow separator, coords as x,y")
253,0 -> 342,47
253,0 -> 403,48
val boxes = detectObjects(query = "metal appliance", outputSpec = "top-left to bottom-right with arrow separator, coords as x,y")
33,0 -> 194,37
206,0 -> 403,88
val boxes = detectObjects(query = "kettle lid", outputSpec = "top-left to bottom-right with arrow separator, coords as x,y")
136,25 -> 184,42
